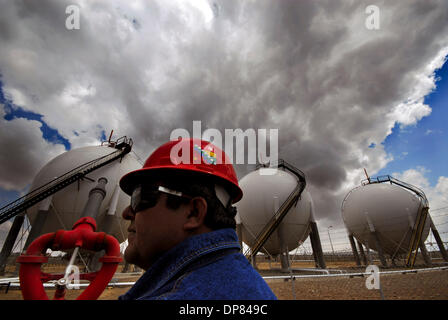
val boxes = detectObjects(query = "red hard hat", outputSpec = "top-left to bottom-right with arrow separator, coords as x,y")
119,138 -> 243,203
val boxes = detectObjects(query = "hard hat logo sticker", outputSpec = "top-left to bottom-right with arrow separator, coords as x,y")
194,144 -> 217,165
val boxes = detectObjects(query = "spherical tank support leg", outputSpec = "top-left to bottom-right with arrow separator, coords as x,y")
348,234 -> 361,266
0,214 -> 25,275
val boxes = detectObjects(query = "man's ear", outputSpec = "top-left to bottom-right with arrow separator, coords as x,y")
183,197 -> 208,231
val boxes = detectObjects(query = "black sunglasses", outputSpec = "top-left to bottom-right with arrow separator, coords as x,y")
130,184 -> 192,213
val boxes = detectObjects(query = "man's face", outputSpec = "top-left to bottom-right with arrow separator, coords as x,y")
122,193 -> 188,270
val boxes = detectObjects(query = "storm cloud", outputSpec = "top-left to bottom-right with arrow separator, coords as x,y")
0,0 -> 447,228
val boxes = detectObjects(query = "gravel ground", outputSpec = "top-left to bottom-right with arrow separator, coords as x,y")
266,269 -> 448,300
1,268 -> 447,300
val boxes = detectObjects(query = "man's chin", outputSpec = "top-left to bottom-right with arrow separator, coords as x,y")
124,247 -> 138,266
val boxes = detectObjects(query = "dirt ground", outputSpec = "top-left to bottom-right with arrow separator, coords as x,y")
266,270 -> 448,300
1,261 -> 447,300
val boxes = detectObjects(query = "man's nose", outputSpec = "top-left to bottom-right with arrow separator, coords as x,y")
122,205 -> 135,220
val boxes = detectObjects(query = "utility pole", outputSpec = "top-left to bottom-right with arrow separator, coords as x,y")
327,226 -> 335,255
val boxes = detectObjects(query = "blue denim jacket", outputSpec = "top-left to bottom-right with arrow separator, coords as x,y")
119,228 -> 277,300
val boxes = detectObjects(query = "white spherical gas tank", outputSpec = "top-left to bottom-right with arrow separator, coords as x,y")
236,168 -> 312,255
26,145 -> 141,243
342,182 -> 430,255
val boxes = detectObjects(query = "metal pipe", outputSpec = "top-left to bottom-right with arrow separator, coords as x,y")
79,178 -> 108,272
81,177 -> 108,219
262,265 -> 448,280
5,266 -> 448,289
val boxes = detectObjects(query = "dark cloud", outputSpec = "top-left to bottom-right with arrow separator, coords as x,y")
0,107 -> 66,190
0,0 -> 447,229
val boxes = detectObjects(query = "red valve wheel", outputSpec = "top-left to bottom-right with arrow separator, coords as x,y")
17,217 -> 122,300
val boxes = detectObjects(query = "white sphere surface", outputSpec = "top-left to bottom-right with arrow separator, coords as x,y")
342,183 -> 430,255
236,168 -> 312,255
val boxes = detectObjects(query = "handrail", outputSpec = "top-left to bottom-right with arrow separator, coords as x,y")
0,137 -> 133,225
246,160 -> 306,260
361,175 -> 428,207
256,159 -> 306,183
101,136 -> 133,149
0,150 -> 119,213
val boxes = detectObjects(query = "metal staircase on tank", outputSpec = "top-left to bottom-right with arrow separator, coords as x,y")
244,159 -> 307,262
0,136 -> 133,226
361,175 -> 429,267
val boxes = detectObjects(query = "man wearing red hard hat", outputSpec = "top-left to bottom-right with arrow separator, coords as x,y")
118,138 -> 276,300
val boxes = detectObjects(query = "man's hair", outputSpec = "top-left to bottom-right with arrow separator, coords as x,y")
161,175 -> 237,230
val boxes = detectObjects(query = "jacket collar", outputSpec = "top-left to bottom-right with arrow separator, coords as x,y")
121,228 -> 241,299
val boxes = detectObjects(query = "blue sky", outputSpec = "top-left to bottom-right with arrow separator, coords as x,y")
376,60 -> 448,186
0,79 -> 71,151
